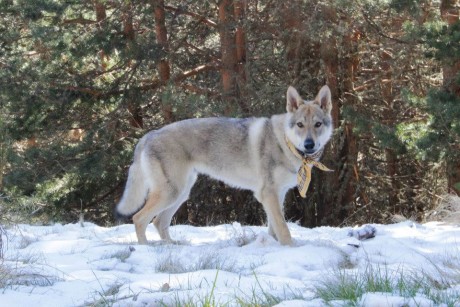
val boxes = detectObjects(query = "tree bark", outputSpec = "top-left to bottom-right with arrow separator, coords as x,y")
317,26 -> 340,225
281,0 -> 304,82
340,28 -> 361,216
123,3 -> 143,129
314,6 -> 360,226
94,0 -> 106,22
153,0 -> 173,123
218,0 -> 238,114
123,3 -> 135,41
380,49 -> 400,207
154,0 -> 170,84
233,0 -> 249,113
95,1 -> 108,71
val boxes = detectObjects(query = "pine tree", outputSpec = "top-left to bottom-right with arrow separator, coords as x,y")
403,0 -> 460,195
0,0 -> 216,222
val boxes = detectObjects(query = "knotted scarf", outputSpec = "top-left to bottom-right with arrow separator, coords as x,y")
285,137 -> 333,198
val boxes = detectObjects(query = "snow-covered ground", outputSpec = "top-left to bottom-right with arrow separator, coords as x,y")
1,221 -> 459,306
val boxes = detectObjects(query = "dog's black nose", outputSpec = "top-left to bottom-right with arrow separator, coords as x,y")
304,139 -> 315,151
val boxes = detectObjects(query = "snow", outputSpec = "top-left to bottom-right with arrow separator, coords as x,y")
1,221 -> 459,306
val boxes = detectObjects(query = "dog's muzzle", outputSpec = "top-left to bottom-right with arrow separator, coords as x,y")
304,138 -> 315,153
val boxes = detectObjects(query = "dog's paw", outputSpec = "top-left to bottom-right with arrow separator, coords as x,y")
348,224 -> 376,241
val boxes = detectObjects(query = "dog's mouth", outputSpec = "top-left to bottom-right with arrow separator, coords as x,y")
303,148 -> 317,155
295,147 -> 318,158
300,146 -> 324,159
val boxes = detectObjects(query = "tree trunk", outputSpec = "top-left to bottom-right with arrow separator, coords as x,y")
342,29 -> 361,211
441,0 -> 460,195
154,0 -> 170,84
380,49 -> 400,207
316,27 -> 340,225
280,0 -> 303,84
153,0 -> 173,123
94,1 -> 106,22
234,1 -> 246,73
233,0 -> 249,113
218,0 -> 238,113
314,6 -> 360,226
123,4 -> 135,41
123,3 -> 143,129
95,1 -> 108,71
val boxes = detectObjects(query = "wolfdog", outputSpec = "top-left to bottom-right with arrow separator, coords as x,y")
116,85 -> 333,246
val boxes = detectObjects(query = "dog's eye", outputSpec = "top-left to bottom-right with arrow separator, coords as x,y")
315,122 -> 322,128
297,122 -> 304,128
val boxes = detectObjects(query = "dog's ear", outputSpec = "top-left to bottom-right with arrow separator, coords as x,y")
314,85 -> 332,114
286,86 -> 303,113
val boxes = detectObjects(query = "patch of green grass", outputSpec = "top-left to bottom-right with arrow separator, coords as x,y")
154,270 -> 307,307
158,270 -> 228,307
234,274 -> 282,307
314,262 -> 460,306
234,272 -> 307,306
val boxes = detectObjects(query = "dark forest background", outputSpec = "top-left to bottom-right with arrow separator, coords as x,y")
1,0 -> 459,228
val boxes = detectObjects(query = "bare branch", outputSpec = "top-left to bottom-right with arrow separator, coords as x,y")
62,17 -> 97,25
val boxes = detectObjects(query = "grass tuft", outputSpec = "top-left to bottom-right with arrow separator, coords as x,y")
155,249 -> 238,274
158,270 -> 229,307
0,262 -> 61,289
102,246 -> 134,263
314,262 -> 460,306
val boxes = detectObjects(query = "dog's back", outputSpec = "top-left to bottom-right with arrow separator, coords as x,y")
124,117 -> 278,196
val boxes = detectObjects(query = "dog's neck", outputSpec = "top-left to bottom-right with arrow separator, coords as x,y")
284,136 -> 332,198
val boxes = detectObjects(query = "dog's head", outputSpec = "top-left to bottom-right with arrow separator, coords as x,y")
285,85 -> 333,156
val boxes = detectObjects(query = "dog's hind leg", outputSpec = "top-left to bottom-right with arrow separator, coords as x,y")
152,208 -> 176,242
133,190 -> 164,244
133,188 -> 183,244
153,173 -> 197,242
133,167 -> 195,244
153,199 -> 187,242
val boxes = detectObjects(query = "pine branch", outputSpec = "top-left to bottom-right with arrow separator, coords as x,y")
164,5 -> 217,28
53,61 -> 220,98
360,9 -> 411,44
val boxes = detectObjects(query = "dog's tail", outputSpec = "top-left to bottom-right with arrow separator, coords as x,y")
115,137 -> 150,219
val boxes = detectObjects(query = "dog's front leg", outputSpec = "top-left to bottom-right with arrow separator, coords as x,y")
257,190 -> 293,246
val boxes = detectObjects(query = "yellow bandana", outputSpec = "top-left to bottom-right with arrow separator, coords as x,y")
285,137 -> 333,198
